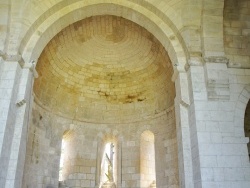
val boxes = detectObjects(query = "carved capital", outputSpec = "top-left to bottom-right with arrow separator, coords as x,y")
188,56 -> 203,66
0,51 -> 25,66
2,53 -> 22,62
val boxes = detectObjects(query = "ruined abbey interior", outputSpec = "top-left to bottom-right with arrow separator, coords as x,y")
0,0 -> 250,188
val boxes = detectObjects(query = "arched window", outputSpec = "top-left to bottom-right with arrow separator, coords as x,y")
58,130 -> 72,185
59,138 -> 66,181
244,100 -> 250,158
101,143 -> 115,183
140,130 -> 156,188
99,139 -> 118,188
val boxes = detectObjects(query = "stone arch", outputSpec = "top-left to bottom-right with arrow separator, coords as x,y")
234,85 -> 250,135
16,2 -> 192,187
135,125 -> 153,138
234,85 -> 250,159
19,0 -> 188,72
245,100 -> 250,157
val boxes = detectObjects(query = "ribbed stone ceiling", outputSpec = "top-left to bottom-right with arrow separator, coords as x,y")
34,15 -> 175,123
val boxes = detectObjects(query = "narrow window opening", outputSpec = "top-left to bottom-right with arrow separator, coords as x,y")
244,100 -> 250,159
59,130 -> 72,186
100,142 -> 116,188
140,130 -> 156,188
59,138 -> 66,181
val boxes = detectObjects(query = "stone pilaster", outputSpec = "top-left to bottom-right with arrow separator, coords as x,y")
5,67 -> 33,188
0,59 -> 21,187
0,52 -> 35,188
174,71 -> 194,188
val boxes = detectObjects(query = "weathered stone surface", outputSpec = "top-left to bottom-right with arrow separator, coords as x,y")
1,1 -> 250,188
33,15 -> 175,123
224,0 -> 250,68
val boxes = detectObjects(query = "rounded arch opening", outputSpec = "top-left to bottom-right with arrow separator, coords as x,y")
245,100 -> 250,158
59,130 -> 76,183
140,130 -> 156,188
234,85 -> 250,159
32,15 -> 176,123
20,2 -> 187,187
98,133 -> 119,188
20,1 -> 188,73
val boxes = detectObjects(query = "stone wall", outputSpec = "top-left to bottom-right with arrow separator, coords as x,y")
186,64 -> 250,188
1,1 -> 250,188
224,0 -> 250,68
22,106 -> 65,188
22,103 -> 179,188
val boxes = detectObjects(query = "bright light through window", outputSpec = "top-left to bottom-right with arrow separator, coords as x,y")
101,142 -> 114,183
59,139 -> 65,181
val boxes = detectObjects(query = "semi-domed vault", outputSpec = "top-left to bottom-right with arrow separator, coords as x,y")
34,15 -> 175,123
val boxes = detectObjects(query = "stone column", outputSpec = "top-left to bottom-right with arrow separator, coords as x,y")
187,64 -> 206,188
174,71 -> 194,188
0,58 -> 22,188
5,66 -> 33,188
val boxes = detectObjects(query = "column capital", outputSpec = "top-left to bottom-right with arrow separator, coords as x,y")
0,51 -> 24,65
188,56 -> 203,67
0,51 -> 38,78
